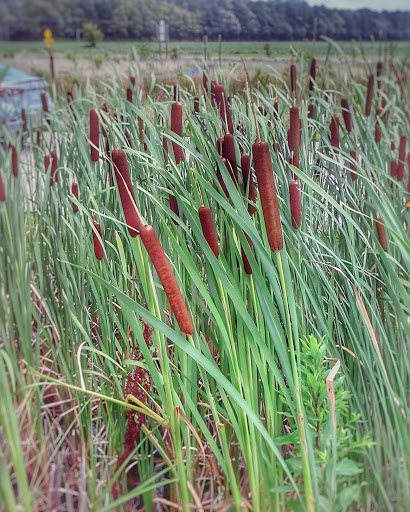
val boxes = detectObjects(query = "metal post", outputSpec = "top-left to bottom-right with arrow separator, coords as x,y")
203,35 -> 208,66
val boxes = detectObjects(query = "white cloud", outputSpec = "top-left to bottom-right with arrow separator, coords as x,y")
306,0 -> 410,11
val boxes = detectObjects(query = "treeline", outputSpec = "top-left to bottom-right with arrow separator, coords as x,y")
1,0 -> 409,41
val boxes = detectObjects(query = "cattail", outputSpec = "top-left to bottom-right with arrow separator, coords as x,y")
307,102 -> 315,119
162,136 -> 169,164
199,206 -> 219,258
213,84 -> 233,134
130,76 -> 136,87
397,135 -> 407,181
171,102 -> 184,164
194,95 -> 199,114
309,58 -> 316,91
222,133 -> 238,182
221,156 -> 236,185
288,106 -> 300,168
72,183 -> 79,213
341,98 -> 352,132
216,166 -> 228,197
241,154 -> 256,214
21,108 -> 27,132
290,64 -> 297,93
141,225 -> 194,335
350,150 -> 357,181
252,140 -> 283,252
376,61 -> 383,77
90,108 -> 99,162
329,116 -> 340,150
112,149 -> 142,237
375,108 -> 382,143
241,232 -> 253,274
365,73 -> 375,117
375,216 -> 388,252
40,90 -> 49,114
36,126 -> 41,146
126,87 -> 132,103
92,221 -> 104,260
173,84 -> 179,102
217,137 -> 224,156
391,140 -> 395,151
273,100 -> 279,119
407,152 -> 410,192
203,72 -> 209,93
289,180 -> 301,228
44,155 -> 50,172
49,150 -> 58,185
12,145 -> 18,177
138,117 -> 147,151
0,173 -> 5,201
67,90 -> 73,103
390,160 -> 398,178
169,193 -> 179,221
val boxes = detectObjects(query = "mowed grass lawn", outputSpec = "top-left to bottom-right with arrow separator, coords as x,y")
1,39 -> 410,59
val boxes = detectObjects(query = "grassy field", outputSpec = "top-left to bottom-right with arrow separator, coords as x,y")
0,43 -> 409,512
1,39 -> 410,59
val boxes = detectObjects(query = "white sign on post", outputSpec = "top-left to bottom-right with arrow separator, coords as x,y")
158,20 -> 166,42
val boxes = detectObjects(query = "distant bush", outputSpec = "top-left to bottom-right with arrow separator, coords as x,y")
94,55 -> 103,68
137,43 -> 151,59
170,47 -> 180,60
264,43 -> 272,57
82,23 -> 103,48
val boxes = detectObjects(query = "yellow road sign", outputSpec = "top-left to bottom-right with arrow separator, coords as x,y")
43,28 -> 54,49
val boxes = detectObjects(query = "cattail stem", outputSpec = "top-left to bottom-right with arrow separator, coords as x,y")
309,58 -> 316,91
199,206 -> 219,258
341,98 -> 352,133
141,225 -> 193,335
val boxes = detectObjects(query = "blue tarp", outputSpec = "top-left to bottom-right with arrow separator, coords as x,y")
0,64 -> 53,133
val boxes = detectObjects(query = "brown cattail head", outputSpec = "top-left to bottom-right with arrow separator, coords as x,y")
72,183 -> 79,213
173,84 -> 179,102
162,136 -> 169,164
309,58 -> 316,91
50,150 -> 58,185
213,84 -> 233,134
130,76 -> 136,87
199,206 -> 219,258
241,154 -> 257,214
391,140 -> 396,151
170,102 -> 184,164
273,100 -> 279,120
112,149 -> 142,237
141,225 -> 194,335
241,232 -> 253,275
397,135 -> 407,181
329,116 -> 340,150
67,90 -> 73,103
12,145 -> 18,177
217,137 -> 224,156
376,61 -> 383,77
41,90 -> 49,114
222,133 -> 238,182
126,87 -> 132,103
290,64 -> 297,93
92,221 -> 104,260
138,117 -> 147,151
0,173 -> 5,201
350,150 -> 357,181
21,108 -> 27,132
194,95 -> 199,114
90,108 -> 99,162
252,140 -> 283,252
169,193 -> 179,222
203,72 -> 209,93
375,107 -> 382,143
307,102 -> 315,119
289,180 -> 301,228
216,165 -> 228,197
341,98 -> 352,132
288,106 -> 300,168
390,160 -> 398,177
365,73 -> 375,117
376,216 -> 388,252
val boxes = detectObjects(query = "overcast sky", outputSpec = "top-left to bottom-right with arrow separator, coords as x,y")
306,0 -> 410,10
